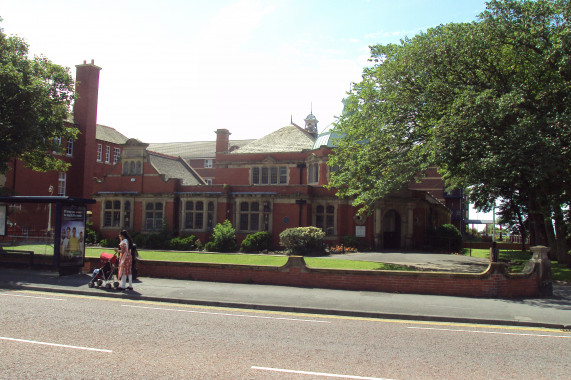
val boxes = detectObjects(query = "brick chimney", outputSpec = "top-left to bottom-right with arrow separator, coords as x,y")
215,129 -> 231,154
70,59 -> 101,198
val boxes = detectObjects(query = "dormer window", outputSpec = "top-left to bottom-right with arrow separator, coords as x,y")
123,160 -> 143,175
308,162 -> 319,184
251,166 -> 288,185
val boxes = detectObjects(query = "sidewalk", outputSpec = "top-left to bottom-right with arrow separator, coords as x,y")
1,266 -> 570,329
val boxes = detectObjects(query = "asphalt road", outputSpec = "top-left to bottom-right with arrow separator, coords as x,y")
1,290 -> 570,379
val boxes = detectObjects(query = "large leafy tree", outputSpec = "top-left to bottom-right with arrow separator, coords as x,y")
0,19 -> 76,174
329,0 -> 570,262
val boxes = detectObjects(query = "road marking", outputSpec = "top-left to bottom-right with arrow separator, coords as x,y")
0,293 -> 65,301
251,366 -> 391,379
0,336 -> 112,353
122,304 -> 330,323
408,326 -> 571,339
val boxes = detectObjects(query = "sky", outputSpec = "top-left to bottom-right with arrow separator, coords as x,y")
1,0 -> 489,144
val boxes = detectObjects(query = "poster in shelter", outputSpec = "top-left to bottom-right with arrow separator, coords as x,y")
59,205 -> 86,266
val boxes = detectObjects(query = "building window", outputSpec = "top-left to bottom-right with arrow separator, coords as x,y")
238,200 -> 271,232
105,146 -> 111,163
315,204 -> 335,236
113,148 -> 121,164
102,200 -> 131,229
308,163 -> 319,184
183,200 -> 216,231
57,172 -> 66,196
145,202 -> 163,230
184,201 -> 204,230
207,201 -> 215,230
97,144 -> 103,162
123,201 -> 131,229
123,160 -> 142,175
205,178 -> 213,185
103,200 -> 121,228
204,159 -> 213,168
251,166 -> 287,185
66,139 -> 73,156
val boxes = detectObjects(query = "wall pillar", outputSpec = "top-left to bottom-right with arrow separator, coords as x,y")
528,245 -> 552,296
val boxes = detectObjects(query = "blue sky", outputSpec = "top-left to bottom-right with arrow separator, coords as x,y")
1,0 -> 488,143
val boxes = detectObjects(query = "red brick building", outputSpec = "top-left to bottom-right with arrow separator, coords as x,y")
2,61 -> 465,249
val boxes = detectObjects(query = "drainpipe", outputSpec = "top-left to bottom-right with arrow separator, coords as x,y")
296,163 -> 306,184
295,199 -> 307,226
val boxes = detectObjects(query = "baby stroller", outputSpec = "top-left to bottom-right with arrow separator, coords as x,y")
88,252 -> 120,289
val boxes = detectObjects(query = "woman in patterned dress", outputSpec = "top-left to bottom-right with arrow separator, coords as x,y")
117,230 -> 134,291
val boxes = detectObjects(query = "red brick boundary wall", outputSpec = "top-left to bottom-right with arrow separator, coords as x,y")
82,255 -> 544,298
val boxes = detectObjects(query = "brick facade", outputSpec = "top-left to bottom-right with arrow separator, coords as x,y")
2,61 -> 467,250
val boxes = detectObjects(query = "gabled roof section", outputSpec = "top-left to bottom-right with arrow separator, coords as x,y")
96,124 -> 129,145
312,130 -> 344,149
233,125 -> 315,154
147,152 -> 205,186
148,140 -> 253,159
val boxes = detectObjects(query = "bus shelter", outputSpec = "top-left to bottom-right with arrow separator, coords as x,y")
0,196 -> 96,275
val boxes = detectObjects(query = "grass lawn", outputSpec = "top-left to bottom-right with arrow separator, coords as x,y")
462,247 -> 571,283
4,245 -> 413,271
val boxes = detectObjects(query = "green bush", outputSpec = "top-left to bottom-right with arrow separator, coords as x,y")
279,226 -> 326,256
168,235 -> 197,251
431,223 -> 463,252
100,236 -> 120,248
132,227 -> 173,250
206,220 -> 238,252
84,221 -> 101,245
240,231 -> 273,253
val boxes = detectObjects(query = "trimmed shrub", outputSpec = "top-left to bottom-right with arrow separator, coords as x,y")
431,223 -> 463,252
240,231 -> 273,253
341,235 -> 359,249
279,226 -> 326,256
168,235 -> 197,251
100,236 -> 120,248
206,220 -> 238,252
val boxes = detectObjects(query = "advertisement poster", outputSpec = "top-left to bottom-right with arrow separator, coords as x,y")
0,204 -> 5,236
59,205 -> 86,266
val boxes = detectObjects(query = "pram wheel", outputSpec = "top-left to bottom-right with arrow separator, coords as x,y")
97,279 -> 103,287
105,283 -> 111,289
88,282 -> 94,288
113,282 -> 120,289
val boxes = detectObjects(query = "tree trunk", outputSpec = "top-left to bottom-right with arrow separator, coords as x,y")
554,208 -> 569,265
515,207 -> 527,252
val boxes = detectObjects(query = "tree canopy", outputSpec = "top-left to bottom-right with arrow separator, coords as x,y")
328,0 -> 570,261
0,19 -> 76,174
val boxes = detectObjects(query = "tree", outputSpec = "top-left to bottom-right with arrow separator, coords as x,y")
329,0 -> 570,263
0,19 -> 76,174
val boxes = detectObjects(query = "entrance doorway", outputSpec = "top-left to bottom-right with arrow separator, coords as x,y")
383,209 -> 401,249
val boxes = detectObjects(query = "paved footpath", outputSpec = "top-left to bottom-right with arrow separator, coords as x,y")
1,263 -> 570,330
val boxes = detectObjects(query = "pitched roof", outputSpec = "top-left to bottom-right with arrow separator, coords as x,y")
312,131 -> 344,149
147,140 -> 253,159
96,124 -> 129,144
233,125 -> 315,154
148,152 -> 205,186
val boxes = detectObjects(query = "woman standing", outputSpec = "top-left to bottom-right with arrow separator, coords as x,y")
117,230 -> 134,291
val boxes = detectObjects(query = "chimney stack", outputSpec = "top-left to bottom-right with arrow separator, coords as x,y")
70,60 -> 101,197
215,129 -> 231,154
